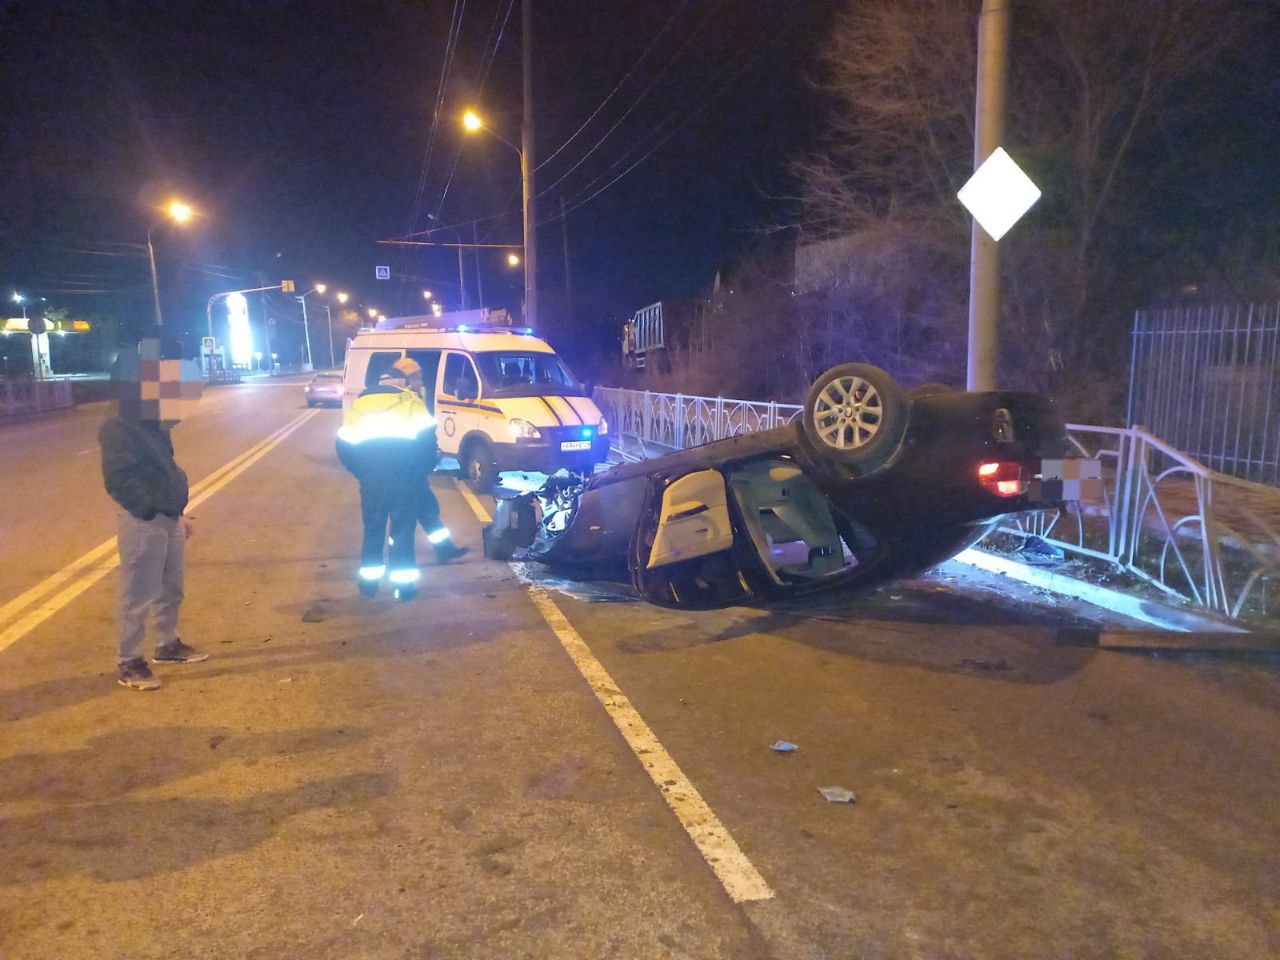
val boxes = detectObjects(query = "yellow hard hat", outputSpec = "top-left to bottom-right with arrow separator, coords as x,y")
391,357 -> 422,378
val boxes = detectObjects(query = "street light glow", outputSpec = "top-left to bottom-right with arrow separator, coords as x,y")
336,291 -> 349,304
507,253 -> 520,267
11,292 -> 24,304
367,307 -> 378,319
226,293 -> 253,367
166,200 -> 194,224
463,110 -> 482,132
422,289 -> 433,300
315,283 -> 327,294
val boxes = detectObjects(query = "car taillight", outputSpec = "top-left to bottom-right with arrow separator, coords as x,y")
978,461 -> 1024,497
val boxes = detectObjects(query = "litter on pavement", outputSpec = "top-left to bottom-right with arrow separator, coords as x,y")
817,785 -> 857,803
769,740 -> 799,752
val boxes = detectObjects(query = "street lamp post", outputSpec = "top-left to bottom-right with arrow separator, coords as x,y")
463,106 -> 536,328
322,304 -> 335,368
146,200 -> 193,328
426,215 -> 467,310
295,283 -> 327,372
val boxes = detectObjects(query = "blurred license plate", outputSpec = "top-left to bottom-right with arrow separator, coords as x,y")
560,440 -> 591,451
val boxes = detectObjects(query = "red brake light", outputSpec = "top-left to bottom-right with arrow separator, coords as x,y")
978,461 -> 1024,497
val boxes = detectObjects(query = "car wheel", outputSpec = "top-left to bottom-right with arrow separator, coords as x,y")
463,439 -> 499,492
802,363 -> 906,469
906,382 -> 954,399
306,398 -> 316,407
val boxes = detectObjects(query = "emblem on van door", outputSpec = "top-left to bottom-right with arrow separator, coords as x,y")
443,416 -> 456,438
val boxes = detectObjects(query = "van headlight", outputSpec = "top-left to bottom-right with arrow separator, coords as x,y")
598,416 -> 609,435
509,418 -> 542,440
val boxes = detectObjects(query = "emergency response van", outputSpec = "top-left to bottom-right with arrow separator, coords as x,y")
342,311 -> 608,488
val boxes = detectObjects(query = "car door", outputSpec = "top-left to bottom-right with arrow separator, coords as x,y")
631,468 -> 755,609
436,350 -> 482,460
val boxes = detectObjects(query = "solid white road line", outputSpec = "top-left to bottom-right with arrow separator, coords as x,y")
451,478 -> 774,904
0,409 -> 319,654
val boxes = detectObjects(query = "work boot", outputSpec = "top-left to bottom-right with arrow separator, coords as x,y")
358,579 -> 379,598
118,657 -> 162,691
393,585 -> 418,603
153,639 -> 209,664
434,540 -> 470,564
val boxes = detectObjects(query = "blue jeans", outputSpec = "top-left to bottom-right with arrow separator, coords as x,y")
116,512 -> 185,662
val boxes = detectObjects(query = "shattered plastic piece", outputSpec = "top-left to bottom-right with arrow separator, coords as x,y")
817,785 -> 857,804
301,607 -> 326,623
769,740 -> 799,753
1019,535 -> 1065,565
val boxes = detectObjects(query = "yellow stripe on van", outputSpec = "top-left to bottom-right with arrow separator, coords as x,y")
547,395 -> 582,424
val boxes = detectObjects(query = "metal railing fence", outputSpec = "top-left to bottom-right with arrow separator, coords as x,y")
594,385 -> 1279,621
594,387 -> 801,461
1128,303 -> 1280,485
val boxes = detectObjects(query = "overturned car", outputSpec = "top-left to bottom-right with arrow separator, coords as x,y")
484,363 -> 1080,610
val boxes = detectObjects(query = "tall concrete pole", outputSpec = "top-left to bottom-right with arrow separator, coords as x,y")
521,0 -> 538,331
146,228 -> 165,327
457,244 -> 467,310
965,0 -> 1010,391
298,293 -> 314,370
473,222 -> 486,309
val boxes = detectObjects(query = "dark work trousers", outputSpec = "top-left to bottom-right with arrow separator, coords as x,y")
359,480 -> 417,573
417,481 -> 446,538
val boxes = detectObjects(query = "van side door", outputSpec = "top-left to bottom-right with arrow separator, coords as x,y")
436,351 -> 484,459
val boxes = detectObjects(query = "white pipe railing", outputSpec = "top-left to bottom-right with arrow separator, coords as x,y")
592,386 -> 1279,620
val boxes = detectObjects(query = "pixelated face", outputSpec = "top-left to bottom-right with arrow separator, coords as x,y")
113,337 -> 203,426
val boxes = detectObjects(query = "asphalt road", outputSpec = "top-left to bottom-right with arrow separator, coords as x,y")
1,382 -> 1277,960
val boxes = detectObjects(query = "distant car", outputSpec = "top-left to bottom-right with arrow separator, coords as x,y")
305,372 -> 343,407
484,363 -> 1077,610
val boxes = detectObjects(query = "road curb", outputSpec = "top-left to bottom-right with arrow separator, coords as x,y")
954,548 -> 1249,634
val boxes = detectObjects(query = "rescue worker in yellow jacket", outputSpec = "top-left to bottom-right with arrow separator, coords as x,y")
390,357 -> 469,563
335,362 -> 436,600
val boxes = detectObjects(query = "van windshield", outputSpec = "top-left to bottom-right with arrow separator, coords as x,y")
473,351 -> 585,397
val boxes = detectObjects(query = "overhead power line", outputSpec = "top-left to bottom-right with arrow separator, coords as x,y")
535,0 -> 686,173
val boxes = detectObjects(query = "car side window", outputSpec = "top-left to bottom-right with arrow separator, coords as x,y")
406,349 -> 443,411
364,351 -> 403,389
442,352 -> 479,399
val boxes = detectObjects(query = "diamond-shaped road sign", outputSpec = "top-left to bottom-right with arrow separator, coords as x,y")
957,147 -> 1041,242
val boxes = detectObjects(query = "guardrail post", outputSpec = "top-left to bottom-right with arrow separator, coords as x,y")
715,396 -> 724,441
642,390 -> 652,446
674,393 -> 684,449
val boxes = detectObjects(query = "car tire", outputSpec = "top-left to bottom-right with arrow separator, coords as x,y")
306,399 -> 316,408
462,439 -> 499,492
802,362 -> 906,470
906,382 -> 954,399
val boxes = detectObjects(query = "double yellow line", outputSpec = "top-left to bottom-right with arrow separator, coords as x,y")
0,409 -> 319,654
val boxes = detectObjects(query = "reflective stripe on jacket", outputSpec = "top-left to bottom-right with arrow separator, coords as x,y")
335,386 -> 437,483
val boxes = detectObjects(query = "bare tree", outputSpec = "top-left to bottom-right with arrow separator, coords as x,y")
792,0 -> 1261,412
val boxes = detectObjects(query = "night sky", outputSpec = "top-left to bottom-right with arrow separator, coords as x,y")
0,0 -> 840,366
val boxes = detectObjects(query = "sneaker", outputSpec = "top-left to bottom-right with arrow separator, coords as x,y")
152,639 -> 210,664
434,542 -> 470,564
118,657 -> 162,691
